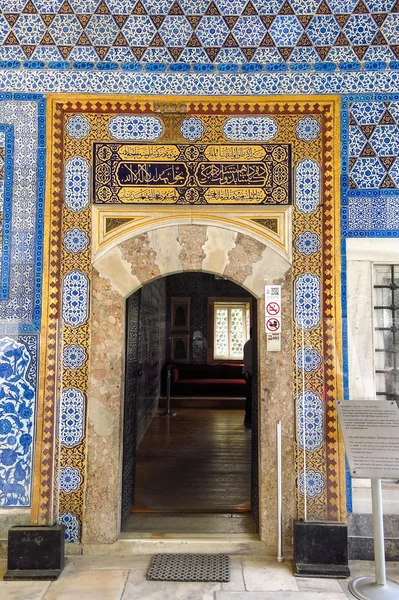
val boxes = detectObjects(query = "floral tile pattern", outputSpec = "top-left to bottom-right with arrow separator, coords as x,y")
0,96 -> 43,509
296,391 -> 324,451
0,335 -> 37,507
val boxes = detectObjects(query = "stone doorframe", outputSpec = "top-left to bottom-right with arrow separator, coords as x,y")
31,95 -> 345,548
83,216 -> 293,546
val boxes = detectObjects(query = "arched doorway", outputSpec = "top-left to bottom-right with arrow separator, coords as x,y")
81,221 -> 293,547
33,95 -> 345,553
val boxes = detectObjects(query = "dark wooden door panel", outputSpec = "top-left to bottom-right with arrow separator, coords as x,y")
121,292 -> 140,523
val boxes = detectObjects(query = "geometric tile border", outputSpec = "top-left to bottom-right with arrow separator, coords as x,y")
1,0 -> 399,71
0,94 -> 45,333
0,123 -> 14,300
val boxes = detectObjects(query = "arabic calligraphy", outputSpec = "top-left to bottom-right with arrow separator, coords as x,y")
205,188 -> 265,203
196,163 -> 269,187
204,145 -> 266,161
118,145 -> 179,161
93,141 -> 291,205
118,187 -> 178,203
116,162 -> 188,186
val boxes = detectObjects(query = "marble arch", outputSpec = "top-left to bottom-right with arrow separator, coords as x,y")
83,222 -> 293,547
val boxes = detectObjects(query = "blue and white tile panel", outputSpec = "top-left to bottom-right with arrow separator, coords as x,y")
0,335 -> 38,507
4,70 -> 399,96
0,123 -> 14,300
0,95 -> 45,333
296,391 -> 324,451
62,271 -> 89,328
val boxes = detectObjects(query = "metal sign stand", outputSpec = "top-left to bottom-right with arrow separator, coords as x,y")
349,478 -> 399,600
336,401 -> 399,600
160,364 -> 176,417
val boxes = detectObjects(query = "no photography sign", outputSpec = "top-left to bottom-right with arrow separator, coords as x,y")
266,317 -> 281,333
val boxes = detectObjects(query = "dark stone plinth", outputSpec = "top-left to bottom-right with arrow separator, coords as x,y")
293,520 -> 350,578
4,525 -> 65,580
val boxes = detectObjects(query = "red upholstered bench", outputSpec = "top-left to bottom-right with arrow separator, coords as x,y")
169,363 -> 246,398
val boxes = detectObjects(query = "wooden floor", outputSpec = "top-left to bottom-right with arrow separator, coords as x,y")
132,408 -> 251,514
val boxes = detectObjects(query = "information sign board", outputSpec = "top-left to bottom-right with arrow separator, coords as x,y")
265,285 -> 281,351
337,400 -> 399,479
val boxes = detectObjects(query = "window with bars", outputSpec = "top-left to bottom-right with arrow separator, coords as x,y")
373,265 -> 399,404
213,302 -> 250,360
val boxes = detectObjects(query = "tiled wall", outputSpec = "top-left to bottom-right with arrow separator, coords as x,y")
341,93 -> 399,512
341,93 -> 399,411
1,0 -> 399,70
342,94 -> 399,238
0,1 -> 398,517
1,95 -> 399,512
0,94 -> 44,508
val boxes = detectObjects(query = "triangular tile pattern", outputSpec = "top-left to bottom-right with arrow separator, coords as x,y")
2,0 -> 399,64
349,100 -> 399,191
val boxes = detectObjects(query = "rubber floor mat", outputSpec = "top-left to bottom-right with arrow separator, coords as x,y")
147,553 -> 230,582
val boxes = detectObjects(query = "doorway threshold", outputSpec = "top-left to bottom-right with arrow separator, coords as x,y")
123,512 -> 255,535
82,532 -> 267,557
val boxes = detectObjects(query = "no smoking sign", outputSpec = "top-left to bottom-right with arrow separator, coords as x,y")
266,301 -> 280,316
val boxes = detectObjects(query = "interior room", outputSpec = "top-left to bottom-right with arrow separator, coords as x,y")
120,272 -> 258,535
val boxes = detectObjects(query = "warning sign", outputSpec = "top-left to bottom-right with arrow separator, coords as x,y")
265,285 -> 282,350
266,317 -> 281,333
266,301 -> 280,316
267,333 -> 281,352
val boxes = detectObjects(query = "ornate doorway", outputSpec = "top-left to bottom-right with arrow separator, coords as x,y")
32,95 -> 344,549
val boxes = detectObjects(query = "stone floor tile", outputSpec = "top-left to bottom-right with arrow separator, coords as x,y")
241,558 -> 299,591
216,592 -> 347,600
339,561 -> 399,599
122,568 -> 222,599
219,555 -> 245,590
348,560 -> 399,580
296,576 -> 343,592
0,581 -> 50,600
64,555 -> 152,571
221,567 -> 245,591
43,569 -> 128,600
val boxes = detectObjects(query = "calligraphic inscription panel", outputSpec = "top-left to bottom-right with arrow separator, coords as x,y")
93,142 -> 291,205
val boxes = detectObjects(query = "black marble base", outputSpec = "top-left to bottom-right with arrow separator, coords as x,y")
5,525 -> 65,581
4,569 -> 62,581
293,520 -> 350,578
